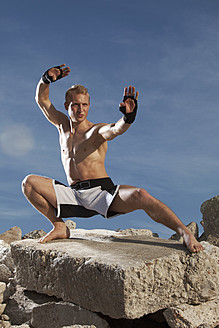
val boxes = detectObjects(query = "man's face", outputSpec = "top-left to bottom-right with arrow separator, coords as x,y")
65,92 -> 90,123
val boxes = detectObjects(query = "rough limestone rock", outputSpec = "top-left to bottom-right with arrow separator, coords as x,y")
31,302 -> 109,328
3,278 -> 17,303
163,297 -> 219,328
0,240 -> 15,284
169,221 -> 199,242
22,230 -> 47,240
0,227 -> 22,244
0,241 -> 14,270
0,320 -> 10,328
0,264 -> 12,283
65,220 -> 77,230
0,303 -> 6,315
200,195 -> 219,246
11,230 -> 219,320
0,282 -> 6,305
10,325 -> 30,328
1,314 -> 9,321
118,228 -> 159,237
0,282 -> 6,296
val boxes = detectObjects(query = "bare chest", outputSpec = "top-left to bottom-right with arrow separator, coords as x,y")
60,131 -> 84,153
59,129 -> 103,162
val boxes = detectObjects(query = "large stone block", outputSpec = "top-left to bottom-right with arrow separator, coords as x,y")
11,230 -> 219,319
22,230 -> 47,240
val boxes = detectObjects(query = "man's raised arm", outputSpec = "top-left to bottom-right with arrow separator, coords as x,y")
35,64 -> 70,127
99,85 -> 139,140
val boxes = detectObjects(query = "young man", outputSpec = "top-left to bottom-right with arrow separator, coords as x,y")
22,64 -> 203,252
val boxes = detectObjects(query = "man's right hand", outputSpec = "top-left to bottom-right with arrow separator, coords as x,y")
119,86 -> 139,124
42,64 -> 71,84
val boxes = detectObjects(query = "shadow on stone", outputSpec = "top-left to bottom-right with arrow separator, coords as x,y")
99,310 -> 171,328
111,236 -> 187,251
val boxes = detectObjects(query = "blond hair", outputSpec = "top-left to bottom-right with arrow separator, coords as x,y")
65,84 -> 90,104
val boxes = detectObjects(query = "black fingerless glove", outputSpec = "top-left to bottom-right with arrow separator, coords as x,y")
42,66 -> 63,84
119,95 -> 138,124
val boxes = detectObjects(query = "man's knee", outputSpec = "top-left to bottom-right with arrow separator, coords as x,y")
132,188 -> 152,207
136,188 -> 166,219
21,174 -> 37,195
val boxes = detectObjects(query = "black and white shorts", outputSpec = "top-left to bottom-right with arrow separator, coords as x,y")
53,177 -> 121,219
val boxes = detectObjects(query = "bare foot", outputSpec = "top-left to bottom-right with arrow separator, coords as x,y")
39,222 -> 70,243
183,231 -> 204,253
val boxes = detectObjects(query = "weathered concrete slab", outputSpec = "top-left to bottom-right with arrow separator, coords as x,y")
11,230 -> 219,319
164,297 -> 219,328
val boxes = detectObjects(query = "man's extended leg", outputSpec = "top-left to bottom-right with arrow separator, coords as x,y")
109,185 -> 203,252
22,175 -> 70,243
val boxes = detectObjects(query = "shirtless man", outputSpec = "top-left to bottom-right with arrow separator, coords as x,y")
22,64 -> 203,252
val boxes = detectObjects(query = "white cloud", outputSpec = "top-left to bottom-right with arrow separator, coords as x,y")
0,124 -> 34,157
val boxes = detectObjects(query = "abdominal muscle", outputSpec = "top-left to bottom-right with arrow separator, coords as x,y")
61,153 -> 109,186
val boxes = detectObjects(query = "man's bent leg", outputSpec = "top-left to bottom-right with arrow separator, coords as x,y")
22,175 -> 70,243
109,185 -> 203,252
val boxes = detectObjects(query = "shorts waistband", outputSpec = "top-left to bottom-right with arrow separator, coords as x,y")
70,177 -> 114,191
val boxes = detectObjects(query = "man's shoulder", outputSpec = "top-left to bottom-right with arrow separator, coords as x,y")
87,122 -> 108,142
88,122 -> 107,132
56,115 -> 70,132
93,122 -> 108,128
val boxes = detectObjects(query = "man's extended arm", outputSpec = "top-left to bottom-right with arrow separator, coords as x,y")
99,86 -> 139,140
35,65 -> 70,127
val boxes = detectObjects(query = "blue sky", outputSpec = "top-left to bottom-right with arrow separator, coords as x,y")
0,0 -> 218,238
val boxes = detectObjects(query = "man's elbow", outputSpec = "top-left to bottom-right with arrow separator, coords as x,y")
35,93 -> 39,104
35,90 -> 42,105
35,95 -> 43,108
114,130 -> 124,137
